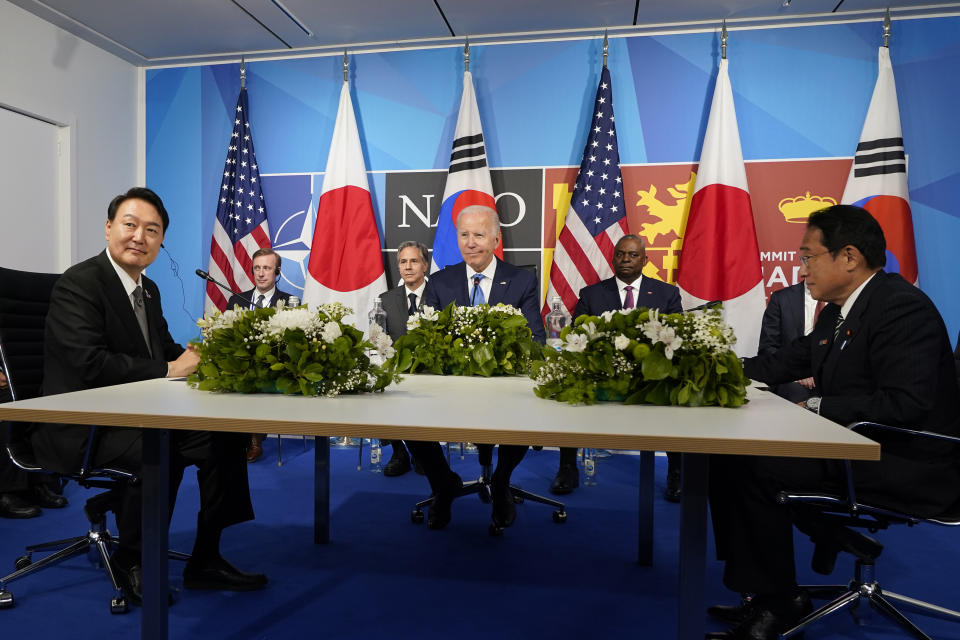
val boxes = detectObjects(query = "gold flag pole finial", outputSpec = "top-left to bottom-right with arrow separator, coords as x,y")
721,20 -> 728,60
240,56 -> 246,89
602,30 -> 609,68
343,50 -> 348,82
883,8 -> 892,48
464,36 -> 470,72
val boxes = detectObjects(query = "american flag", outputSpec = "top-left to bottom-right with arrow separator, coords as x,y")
204,87 -> 271,314
542,66 -> 628,320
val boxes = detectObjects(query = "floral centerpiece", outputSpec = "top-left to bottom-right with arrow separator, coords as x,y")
385,302 -> 541,377
188,302 -> 398,397
531,306 -> 748,407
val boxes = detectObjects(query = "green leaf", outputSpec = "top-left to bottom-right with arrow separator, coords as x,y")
641,350 -> 671,380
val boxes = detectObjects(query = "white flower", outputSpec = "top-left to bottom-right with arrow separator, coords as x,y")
261,307 -> 321,338
614,334 -> 630,350
564,333 -> 588,353
321,321 -> 342,343
419,305 -> 438,321
600,310 -> 616,322
582,321 -> 598,339
406,316 -> 421,330
657,325 -> 683,359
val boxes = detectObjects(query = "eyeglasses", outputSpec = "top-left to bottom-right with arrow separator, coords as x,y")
799,250 -> 831,267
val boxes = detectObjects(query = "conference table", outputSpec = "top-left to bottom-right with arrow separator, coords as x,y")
0,375 -> 880,640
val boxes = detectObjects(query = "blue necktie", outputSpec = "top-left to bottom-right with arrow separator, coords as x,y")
471,274 -> 485,306
408,292 -> 418,316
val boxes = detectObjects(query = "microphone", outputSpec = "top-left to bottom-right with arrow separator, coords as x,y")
195,269 -> 253,307
686,300 -> 723,312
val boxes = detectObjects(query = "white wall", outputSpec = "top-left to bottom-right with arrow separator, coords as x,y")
0,0 -> 138,269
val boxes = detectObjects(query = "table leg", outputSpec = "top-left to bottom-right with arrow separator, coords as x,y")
637,450 -> 654,566
314,436 -> 330,544
141,428 -> 170,640
677,452 -> 708,640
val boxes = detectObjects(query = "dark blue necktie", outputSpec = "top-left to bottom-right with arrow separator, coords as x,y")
408,292 -> 418,316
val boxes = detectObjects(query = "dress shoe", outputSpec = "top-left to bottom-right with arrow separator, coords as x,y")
112,562 -> 176,606
29,483 -> 68,509
712,591 -> 812,640
490,475 -> 516,529
550,462 -> 579,495
382,445 -> 411,477
0,493 -> 41,518
183,556 -> 267,591
427,473 -> 463,530
707,594 -> 755,626
665,465 -> 682,503
246,435 -> 264,463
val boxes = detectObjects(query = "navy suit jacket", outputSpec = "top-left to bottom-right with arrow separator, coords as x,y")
572,276 -> 682,318
758,282 -> 815,403
37,251 -> 185,472
423,259 -> 546,344
227,288 -> 292,310
745,272 -> 960,442
380,284 -> 424,341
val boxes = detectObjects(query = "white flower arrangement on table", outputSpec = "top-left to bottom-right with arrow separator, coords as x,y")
531,306 -> 747,407
189,301 -> 398,397
385,302 -> 541,377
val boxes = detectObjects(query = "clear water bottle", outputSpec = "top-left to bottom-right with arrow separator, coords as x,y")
544,296 -> 569,351
582,448 -> 598,486
368,438 -> 383,473
368,298 -> 387,333
287,295 -> 300,307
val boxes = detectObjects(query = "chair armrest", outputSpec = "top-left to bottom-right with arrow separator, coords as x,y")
848,421 -> 960,445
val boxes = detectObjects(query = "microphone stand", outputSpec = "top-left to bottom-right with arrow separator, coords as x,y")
195,269 -> 254,308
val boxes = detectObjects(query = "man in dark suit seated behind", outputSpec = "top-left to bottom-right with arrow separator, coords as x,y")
757,280 -> 820,404
407,204 -> 545,531
708,204 -> 960,639
377,240 -> 430,476
550,234 -> 683,500
225,247 -> 292,462
33,187 -> 267,605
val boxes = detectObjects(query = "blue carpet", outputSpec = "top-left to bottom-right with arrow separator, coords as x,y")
1,441 -> 958,639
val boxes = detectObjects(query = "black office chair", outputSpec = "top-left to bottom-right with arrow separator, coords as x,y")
777,421 -> 960,640
0,266 -> 188,613
411,443 -> 567,536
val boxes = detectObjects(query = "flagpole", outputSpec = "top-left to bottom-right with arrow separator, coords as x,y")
721,20 -> 727,60
882,8 -> 891,48
464,35 -> 470,72
343,50 -> 348,82
602,29 -> 608,68
240,56 -> 246,89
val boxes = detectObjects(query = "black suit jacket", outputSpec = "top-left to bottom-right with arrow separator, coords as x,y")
572,276 -> 682,318
745,271 -> 960,451
226,288 -> 292,310
380,284 -> 423,341
758,282 -> 815,403
35,251 -> 185,472
423,260 -> 546,344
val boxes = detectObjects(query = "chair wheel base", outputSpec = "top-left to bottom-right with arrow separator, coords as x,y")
0,590 -> 13,608
410,509 -> 424,524
110,596 -> 129,614
552,510 -> 567,523
14,556 -> 31,571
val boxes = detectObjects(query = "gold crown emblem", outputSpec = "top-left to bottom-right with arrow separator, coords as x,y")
778,192 -> 837,223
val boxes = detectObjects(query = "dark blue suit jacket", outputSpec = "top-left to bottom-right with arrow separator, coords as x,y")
424,259 -> 546,344
758,282 -> 815,403
573,276 -> 682,318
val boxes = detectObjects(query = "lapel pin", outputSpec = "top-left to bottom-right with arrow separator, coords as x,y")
144,289 -> 152,299
498,281 -> 507,285
819,338 -> 829,346
845,329 -> 853,337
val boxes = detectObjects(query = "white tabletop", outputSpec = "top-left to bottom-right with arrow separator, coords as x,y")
0,376 -> 879,461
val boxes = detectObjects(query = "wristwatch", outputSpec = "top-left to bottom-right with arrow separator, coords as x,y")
804,397 -> 821,414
